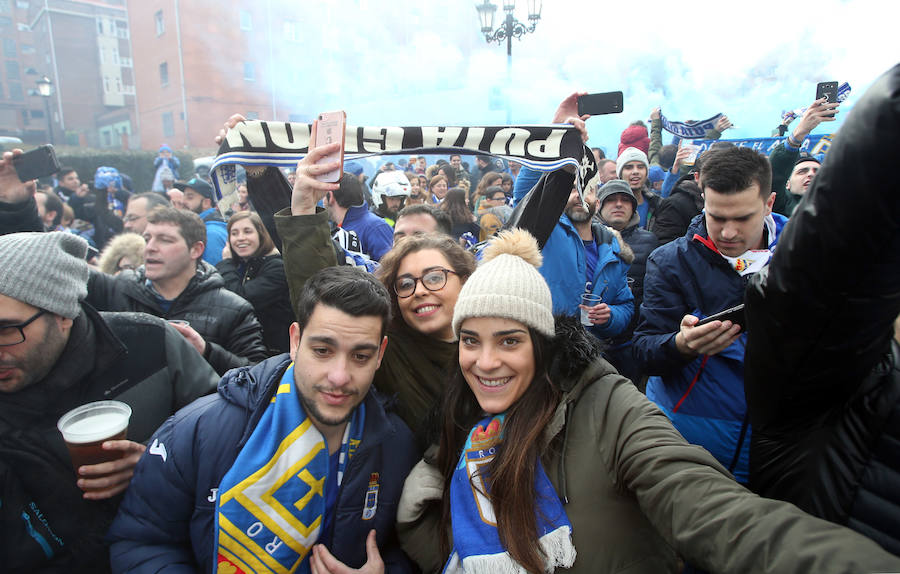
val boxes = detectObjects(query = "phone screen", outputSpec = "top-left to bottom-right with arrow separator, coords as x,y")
314,111 -> 346,183
577,92 -> 624,116
696,304 -> 746,329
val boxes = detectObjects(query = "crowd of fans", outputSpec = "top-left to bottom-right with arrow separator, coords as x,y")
0,63 -> 897,573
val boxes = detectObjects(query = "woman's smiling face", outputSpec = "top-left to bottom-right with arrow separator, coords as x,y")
458,317 -> 535,414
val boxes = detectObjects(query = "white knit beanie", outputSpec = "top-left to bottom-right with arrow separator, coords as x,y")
452,229 -> 554,337
616,147 -> 649,178
0,231 -> 89,318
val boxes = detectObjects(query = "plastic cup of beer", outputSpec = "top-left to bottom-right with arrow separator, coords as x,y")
580,293 -> 603,326
57,400 -> 132,471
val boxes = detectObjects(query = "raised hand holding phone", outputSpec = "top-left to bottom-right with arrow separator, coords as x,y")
290,118 -> 343,216
314,111 -> 346,183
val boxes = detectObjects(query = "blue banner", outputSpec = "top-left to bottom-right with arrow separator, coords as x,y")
689,134 -> 834,161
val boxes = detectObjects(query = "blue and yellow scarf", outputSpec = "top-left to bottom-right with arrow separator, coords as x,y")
215,364 -> 364,574
444,413 -> 576,574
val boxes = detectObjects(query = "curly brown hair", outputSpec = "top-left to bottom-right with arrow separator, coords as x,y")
375,234 -> 476,332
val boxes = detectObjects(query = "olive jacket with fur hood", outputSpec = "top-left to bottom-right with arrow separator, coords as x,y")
396,317 -> 900,573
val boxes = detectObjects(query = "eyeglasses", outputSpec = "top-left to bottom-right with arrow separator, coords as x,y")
394,268 -> 456,298
0,310 -> 47,346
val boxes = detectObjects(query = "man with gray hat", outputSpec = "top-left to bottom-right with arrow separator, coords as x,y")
595,180 -> 659,385
175,176 -> 228,265
0,231 -> 218,572
617,146 -> 661,229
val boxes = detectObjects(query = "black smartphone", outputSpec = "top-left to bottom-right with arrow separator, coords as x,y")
577,91 -> 624,116
13,144 -> 60,182
816,81 -> 839,118
696,303 -> 746,330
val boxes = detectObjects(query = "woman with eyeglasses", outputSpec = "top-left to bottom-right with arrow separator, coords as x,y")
265,123 -> 476,440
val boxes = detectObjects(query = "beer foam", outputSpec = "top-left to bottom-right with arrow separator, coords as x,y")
60,411 -> 129,444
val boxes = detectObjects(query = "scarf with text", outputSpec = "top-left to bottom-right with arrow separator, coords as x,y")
215,364 -> 365,574
211,121 -> 592,214
659,112 -> 724,138
444,413 -> 576,574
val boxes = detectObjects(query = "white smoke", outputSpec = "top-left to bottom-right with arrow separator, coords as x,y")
251,0 -> 899,156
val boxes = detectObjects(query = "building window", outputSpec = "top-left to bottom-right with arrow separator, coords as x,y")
159,61 -> 168,86
243,61 -> 254,81
162,112 -> 174,137
2,38 -> 14,57
283,20 -> 299,42
8,82 -> 22,100
115,20 -> 129,39
239,10 -> 251,31
20,44 -> 34,54
6,60 -> 18,80
155,10 -> 164,36
30,109 -> 43,118
96,18 -> 103,35
0,16 -> 11,28
115,77 -> 122,92
0,1 -> 9,14
245,111 -> 259,120
103,76 -> 110,94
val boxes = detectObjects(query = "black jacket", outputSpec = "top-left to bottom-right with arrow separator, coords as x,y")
108,354 -> 419,573
0,194 -> 44,235
649,179 -> 702,245
216,253 -> 294,355
744,63 -> 900,555
611,213 -> 659,346
86,261 -> 268,375
0,304 -> 218,573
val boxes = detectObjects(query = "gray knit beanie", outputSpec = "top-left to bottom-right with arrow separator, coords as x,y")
0,232 -> 89,318
452,228 -> 554,337
616,147 -> 650,177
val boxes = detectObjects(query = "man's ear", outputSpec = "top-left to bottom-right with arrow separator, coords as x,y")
375,335 -> 388,369
289,322 -> 301,356
189,241 -> 205,260
765,191 -> 776,214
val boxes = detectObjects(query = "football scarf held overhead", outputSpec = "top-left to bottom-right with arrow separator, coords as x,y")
211,121 -> 593,214
659,112 -> 725,139
215,363 -> 365,574
444,414 -> 576,574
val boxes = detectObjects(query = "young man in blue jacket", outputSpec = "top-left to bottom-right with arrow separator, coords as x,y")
634,146 -> 787,484
108,266 -> 419,573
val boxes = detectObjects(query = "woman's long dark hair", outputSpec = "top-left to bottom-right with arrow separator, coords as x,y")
437,327 -> 560,574
440,188 -> 475,226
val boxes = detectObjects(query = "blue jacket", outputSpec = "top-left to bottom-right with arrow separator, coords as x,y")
107,354 -> 418,573
199,207 -> 228,266
341,202 -> 394,261
514,167 -> 634,339
634,212 -> 787,483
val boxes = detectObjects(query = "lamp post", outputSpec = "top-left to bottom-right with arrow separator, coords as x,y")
36,75 -> 54,145
475,0 -> 542,124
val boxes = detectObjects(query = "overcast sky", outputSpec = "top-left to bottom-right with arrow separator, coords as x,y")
262,0 -> 898,156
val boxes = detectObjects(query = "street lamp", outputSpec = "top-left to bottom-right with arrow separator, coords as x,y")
36,75 -> 53,145
475,0 -> 542,123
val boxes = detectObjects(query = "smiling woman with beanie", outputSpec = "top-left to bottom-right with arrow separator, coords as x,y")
396,229 -> 900,574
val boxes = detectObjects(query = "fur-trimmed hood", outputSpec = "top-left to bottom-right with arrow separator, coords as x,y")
590,221 -> 635,265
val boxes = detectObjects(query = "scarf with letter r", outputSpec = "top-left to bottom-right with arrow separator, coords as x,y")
444,413 -> 576,574
215,363 -> 365,574
210,121 -> 594,215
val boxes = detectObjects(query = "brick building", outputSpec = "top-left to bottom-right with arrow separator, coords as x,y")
25,0 -> 138,148
0,0 -> 51,144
